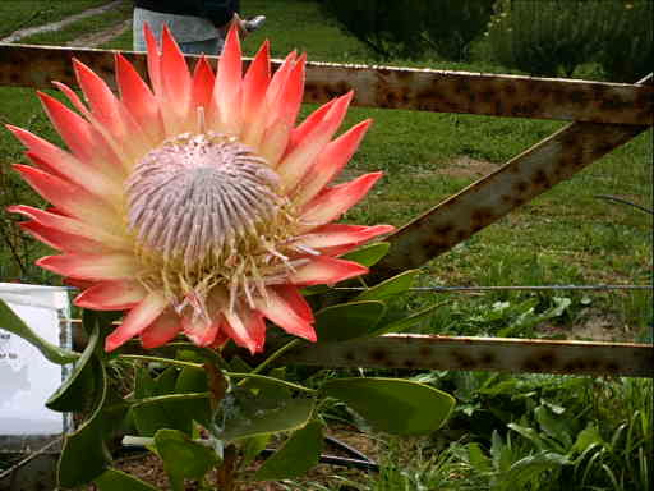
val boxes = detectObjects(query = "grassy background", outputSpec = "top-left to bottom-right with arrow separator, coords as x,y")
0,0 -> 112,39
17,2 -> 132,46
0,2 -> 652,489
1,0 -> 652,340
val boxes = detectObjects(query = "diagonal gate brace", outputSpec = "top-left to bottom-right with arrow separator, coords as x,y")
369,74 -> 653,283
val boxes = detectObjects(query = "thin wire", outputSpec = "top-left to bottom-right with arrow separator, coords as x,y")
0,436 -> 62,480
332,284 -> 653,293
595,194 -> 654,215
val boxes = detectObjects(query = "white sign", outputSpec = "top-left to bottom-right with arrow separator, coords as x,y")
0,284 -> 71,438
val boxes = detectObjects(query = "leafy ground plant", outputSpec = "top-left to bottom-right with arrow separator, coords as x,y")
2,263 -> 456,489
433,373 -> 653,491
0,2 -> 651,490
0,20 -> 458,489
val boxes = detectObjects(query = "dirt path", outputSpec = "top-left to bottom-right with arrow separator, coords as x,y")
66,18 -> 131,48
1,0 -> 125,43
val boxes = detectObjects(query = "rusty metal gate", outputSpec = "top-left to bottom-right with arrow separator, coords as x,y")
0,43 -> 652,378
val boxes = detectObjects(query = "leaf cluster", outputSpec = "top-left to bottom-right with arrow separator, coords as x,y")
321,0 -> 494,61
2,243 -> 459,489
486,0 -> 653,80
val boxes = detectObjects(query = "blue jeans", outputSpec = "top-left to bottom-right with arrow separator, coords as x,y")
133,8 -> 225,55
178,38 -> 223,55
134,35 -> 222,55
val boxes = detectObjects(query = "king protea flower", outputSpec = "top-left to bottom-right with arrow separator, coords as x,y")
7,26 -> 394,353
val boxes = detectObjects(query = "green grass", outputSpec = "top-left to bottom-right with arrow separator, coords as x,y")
278,375 -> 653,491
0,0 -> 112,39
101,21 -> 132,50
340,105 -> 652,339
0,86 -> 62,282
0,4 -> 651,490
18,2 -> 131,46
1,0 -> 651,336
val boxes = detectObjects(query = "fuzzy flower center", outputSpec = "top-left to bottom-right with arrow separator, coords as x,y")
125,133 -> 301,310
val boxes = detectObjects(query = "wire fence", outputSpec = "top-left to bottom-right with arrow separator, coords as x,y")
0,42 -> 652,382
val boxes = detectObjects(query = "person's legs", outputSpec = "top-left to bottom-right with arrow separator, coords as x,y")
178,38 -> 221,55
133,8 -> 153,52
133,25 -> 146,51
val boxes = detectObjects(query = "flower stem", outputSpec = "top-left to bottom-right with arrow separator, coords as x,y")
205,361 -> 228,412
250,338 -> 302,377
215,444 -> 238,491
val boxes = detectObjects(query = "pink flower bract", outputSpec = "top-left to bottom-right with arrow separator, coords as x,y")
7,26 -> 394,353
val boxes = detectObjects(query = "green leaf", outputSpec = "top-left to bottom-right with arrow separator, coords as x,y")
175,367 -> 212,427
341,242 -> 390,267
175,347 -> 205,363
133,364 -> 158,399
228,355 -> 253,373
300,284 -> 331,296
467,443 -> 491,473
508,452 -> 569,487
46,310 -> 123,412
131,393 -> 210,437
100,398 -> 131,442
217,388 -> 316,442
131,366 -> 210,436
241,434 -> 272,465
155,429 -> 220,491
571,424 -> 603,455
239,373 -> 293,399
369,302 -> 443,336
171,344 -> 227,368
322,377 -> 455,436
507,423 -> 547,451
549,297 -> 572,317
46,325 -> 101,412
94,469 -> 158,491
0,298 -> 78,364
254,420 -> 324,481
53,312 -> 129,486
57,357 -> 111,487
534,405 -> 572,448
315,301 -> 385,342
176,366 -> 208,393
154,367 -> 179,394
490,430 -> 507,473
268,367 -> 287,380
355,270 -> 419,301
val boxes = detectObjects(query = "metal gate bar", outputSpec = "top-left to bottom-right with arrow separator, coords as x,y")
278,334 -> 653,378
369,76 -> 653,281
2,45 -> 650,281
0,43 -> 651,125
0,43 -> 652,378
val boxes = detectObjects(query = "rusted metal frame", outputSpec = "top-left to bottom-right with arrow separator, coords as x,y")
278,334 -> 654,378
2,44 -> 652,378
69,329 -> 654,379
0,453 -> 59,491
0,43 -> 652,125
67,320 -> 653,379
369,75 -> 653,283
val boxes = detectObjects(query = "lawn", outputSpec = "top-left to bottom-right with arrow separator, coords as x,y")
0,2 -> 652,488
0,0 -> 112,39
16,2 -> 132,46
2,0 -> 651,340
